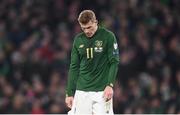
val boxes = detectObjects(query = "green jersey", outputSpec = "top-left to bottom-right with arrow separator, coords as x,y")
66,26 -> 119,96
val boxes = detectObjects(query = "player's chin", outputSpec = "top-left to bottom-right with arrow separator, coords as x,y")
86,35 -> 91,37
86,34 -> 93,37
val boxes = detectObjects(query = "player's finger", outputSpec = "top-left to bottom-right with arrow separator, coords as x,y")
103,93 -> 108,99
67,103 -> 72,109
104,95 -> 110,102
109,93 -> 112,98
68,104 -> 72,109
103,91 -> 106,98
66,100 -> 72,109
106,94 -> 112,101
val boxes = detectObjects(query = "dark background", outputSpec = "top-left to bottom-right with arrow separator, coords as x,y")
0,0 -> 180,114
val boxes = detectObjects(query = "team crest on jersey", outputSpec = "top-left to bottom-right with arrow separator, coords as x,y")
94,40 -> 103,52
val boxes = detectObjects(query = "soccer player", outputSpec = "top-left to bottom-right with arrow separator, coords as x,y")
65,10 -> 119,115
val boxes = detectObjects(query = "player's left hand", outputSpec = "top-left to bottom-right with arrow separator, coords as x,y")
103,86 -> 113,101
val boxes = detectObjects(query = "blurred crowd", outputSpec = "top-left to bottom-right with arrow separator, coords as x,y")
0,0 -> 180,114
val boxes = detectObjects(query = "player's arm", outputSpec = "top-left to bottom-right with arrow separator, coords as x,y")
107,32 -> 119,87
103,32 -> 119,101
65,38 -> 80,108
66,38 -> 80,97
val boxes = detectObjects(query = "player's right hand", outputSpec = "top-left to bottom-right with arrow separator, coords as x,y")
65,96 -> 74,109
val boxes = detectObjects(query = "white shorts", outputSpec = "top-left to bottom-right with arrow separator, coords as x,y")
68,90 -> 114,115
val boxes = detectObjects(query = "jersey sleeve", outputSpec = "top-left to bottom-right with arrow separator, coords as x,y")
66,37 -> 80,97
107,32 -> 120,87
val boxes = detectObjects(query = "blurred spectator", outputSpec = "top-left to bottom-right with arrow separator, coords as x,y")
31,99 -> 45,114
0,51 -> 10,76
48,102 -> 62,114
8,93 -> 28,113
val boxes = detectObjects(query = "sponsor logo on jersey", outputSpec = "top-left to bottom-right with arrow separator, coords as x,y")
94,40 -> 103,52
79,44 -> 84,48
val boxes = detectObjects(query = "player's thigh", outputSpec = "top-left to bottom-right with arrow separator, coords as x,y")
73,90 -> 93,114
92,92 -> 114,115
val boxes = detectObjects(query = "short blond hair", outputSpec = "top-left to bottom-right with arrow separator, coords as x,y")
78,10 -> 96,24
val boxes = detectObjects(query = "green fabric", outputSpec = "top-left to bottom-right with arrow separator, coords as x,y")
66,26 -> 119,96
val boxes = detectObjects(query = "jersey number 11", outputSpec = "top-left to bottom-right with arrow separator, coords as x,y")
86,48 -> 93,59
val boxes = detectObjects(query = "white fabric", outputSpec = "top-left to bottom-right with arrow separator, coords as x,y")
68,90 -> 114,115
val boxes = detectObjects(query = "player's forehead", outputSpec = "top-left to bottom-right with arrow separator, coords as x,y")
80,21 -> 94,28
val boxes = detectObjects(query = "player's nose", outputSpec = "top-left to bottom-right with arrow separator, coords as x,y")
84,29 -> 90,33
